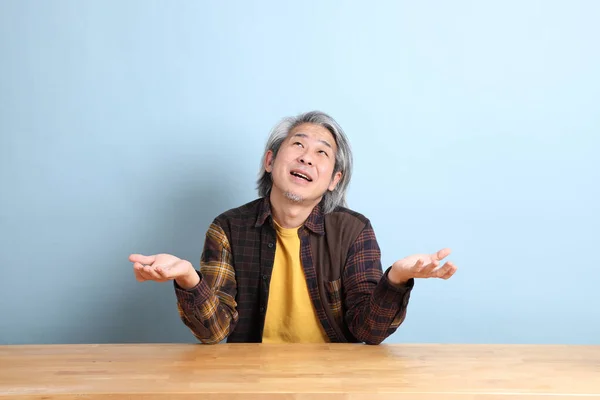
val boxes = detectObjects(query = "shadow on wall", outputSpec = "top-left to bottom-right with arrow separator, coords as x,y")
56,162 -> 241,344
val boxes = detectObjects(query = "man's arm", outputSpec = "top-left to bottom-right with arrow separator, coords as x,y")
174,222 -> 238,344
343,221 -> 414,345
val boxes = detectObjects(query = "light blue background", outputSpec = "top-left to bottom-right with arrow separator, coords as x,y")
1,1 -> 598,345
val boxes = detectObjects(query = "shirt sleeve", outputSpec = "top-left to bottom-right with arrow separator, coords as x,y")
173,221 -> 238,344
343,221 -> 414,345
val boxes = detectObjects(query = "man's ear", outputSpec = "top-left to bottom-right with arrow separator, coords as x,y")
328,171 -> 342,191
264,150 -> 274,173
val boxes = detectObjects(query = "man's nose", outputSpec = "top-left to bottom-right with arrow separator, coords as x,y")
299,155 -> 313,166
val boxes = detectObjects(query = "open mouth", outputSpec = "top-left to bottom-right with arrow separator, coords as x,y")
290,171 -> 312,182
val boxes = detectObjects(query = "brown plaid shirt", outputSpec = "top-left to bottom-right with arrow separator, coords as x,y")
174,197 -> 414,344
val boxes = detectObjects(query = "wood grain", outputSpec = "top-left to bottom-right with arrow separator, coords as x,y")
1,343 -> 599,399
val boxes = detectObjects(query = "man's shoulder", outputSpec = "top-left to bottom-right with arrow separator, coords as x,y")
213,198 -> 263,226
325,206 -> 369,224
323,205 -> 373,242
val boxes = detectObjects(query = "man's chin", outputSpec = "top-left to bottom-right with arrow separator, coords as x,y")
283,191 -> 304,203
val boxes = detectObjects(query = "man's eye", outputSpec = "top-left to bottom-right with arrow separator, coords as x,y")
294,142 -> 303,147
319,150 -> 328,156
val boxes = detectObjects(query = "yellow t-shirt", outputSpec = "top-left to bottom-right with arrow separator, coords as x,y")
262,221 -> 329,343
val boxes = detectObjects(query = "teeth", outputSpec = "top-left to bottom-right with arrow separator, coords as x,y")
292,172 -> 310,181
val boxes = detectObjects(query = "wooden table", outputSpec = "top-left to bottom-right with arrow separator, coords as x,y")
1,343 -> 599,399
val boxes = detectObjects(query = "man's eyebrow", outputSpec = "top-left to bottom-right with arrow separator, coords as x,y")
291,133 -> 333,149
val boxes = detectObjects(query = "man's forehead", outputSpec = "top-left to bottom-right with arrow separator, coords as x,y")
289,124 -> 336,148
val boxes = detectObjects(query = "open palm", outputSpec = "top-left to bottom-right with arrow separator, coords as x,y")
391,248 -> 457,281
128,253 -> 191,282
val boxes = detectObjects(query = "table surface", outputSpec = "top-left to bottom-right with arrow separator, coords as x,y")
1,343 -> 599,399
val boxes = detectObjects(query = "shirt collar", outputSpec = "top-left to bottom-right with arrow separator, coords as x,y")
255,196 -> 325,236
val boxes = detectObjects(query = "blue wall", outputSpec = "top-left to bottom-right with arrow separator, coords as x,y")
1,1 -> 598,345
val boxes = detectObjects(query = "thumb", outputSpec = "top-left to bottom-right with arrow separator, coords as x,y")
129,254 -> 156,265
432,248 -> 452,261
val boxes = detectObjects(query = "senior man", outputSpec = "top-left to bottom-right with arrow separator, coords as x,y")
129,111 -> 457,344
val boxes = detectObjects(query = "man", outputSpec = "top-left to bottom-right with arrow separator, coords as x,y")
129,111 -> 457,345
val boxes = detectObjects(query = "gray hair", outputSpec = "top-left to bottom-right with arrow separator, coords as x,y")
257,110 -> 353,214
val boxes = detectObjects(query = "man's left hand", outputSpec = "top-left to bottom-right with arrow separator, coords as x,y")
388,248 -> 457,285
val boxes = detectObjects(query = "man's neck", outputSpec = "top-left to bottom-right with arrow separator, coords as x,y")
269,191 -> 320,229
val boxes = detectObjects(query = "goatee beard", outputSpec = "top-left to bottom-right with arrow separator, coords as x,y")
283,191 -> 303,203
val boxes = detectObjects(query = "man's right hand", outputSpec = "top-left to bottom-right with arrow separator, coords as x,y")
128,253 -> 200,289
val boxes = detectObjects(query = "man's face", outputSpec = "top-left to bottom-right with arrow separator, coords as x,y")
265,123 -> 342,205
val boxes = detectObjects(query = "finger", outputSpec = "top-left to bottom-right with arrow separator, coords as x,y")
440,263 -> 457,279
412,259 -> 425,274
133,262 -> 148,282
142,265 -> 164,281
155,265 -> 173,280
432,248 -> 452,261
136,263 -> 154,281
134,271 -> 146,282
136,264 -> 157,281
433,261 -> 453,278
420,259 -> 440,276
129,254 -> 156,265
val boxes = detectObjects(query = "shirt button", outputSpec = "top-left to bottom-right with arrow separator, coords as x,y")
262,274 -> 268,280
267,243 -> 274,248
260,307 -> 265,313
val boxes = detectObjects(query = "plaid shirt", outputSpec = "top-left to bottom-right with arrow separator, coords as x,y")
174,197 -> 414,344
